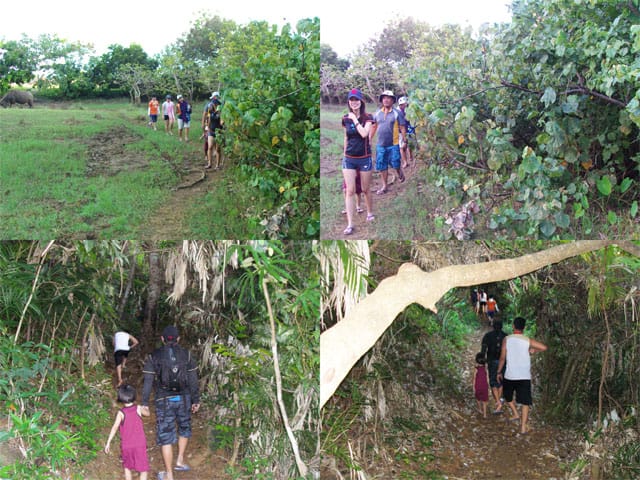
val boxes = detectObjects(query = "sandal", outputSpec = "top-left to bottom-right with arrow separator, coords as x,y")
366,214 -> 375,222
343,226 -> 354,235
398,172 -> 406,183
174,464 -> 192,471
376,188 -> 387,195
356,207 -> 364,213
341,209 -> 347,215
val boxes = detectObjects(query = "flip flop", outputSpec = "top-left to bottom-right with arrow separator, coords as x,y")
492,409 -> 504,415
174,464 -> 191,471
376,188 -> 387,195
398,173 -> 406,183
366,214 -> 375,222
343,226 -> 354,235
508,417 -> 520,423
157,472 -> 167,480
356,207 -> 364,213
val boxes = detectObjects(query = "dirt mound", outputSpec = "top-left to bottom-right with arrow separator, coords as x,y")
85,127 -> 148,177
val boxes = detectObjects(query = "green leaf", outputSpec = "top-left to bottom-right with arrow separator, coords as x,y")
607,210 -> 618,224
539,220 -> 556,238
631,201 -> 638,218
619,177 -> 633,193
596,176 -> 612,196
541,87 -> 557,108
554,212 -> 570,228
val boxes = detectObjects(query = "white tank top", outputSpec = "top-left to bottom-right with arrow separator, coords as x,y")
505,334 -> 531,380
114,331 -> 130,352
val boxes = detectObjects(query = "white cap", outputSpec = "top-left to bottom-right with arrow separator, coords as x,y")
398,96 -> 408,105
177,94 -> 183,100
210,91 -> 220,99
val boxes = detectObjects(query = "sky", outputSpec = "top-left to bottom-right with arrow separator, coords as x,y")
321,0 -> 513,58
3,0 -> 320,57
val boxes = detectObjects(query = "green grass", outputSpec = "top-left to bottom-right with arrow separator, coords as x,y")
0,100 -> 286,238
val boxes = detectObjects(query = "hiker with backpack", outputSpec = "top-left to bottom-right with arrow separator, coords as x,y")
141,326 -> 200,480
202,91 -> 224,170
176,95 -> 192,142
397,96 -> 414,169
481,320 -> 507,414
369,90 -> 407,195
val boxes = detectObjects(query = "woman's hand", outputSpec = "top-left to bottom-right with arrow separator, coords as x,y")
348,112 -> 358,123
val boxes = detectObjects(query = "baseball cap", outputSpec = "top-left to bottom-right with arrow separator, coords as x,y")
162,325 -> 179,341
210,91 -> 220,99
348,88 -> 364,102
379,90 -> 396,102
398,96 -> 408,105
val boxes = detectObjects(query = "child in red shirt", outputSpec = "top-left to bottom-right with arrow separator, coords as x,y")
105,384 -> 150,480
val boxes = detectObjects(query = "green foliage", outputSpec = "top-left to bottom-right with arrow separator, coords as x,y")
220,19 -> 320,238
325,3 -> 640,237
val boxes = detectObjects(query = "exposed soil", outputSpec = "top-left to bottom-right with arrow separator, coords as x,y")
85,127 -> 147,177
82,126 -> 227,238
430,321 -> 578,479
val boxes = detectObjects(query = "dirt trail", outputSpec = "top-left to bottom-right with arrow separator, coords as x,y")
323,160 -> 423,240
76,349 -> 231,480
431,319 -> 577,479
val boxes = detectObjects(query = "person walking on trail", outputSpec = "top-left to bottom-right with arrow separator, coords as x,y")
481,320 -> 507,414
479,289 -> 488,317
397,96 -> 414,169
202,91 -> 224,170
341,88 -> 375,236
486,294 -> 500,325
105,384 -> 150,480
473,352 -> 489,418
148,96 -> 159,131
176,95 -> 192,142
162,95 -> 176,135
114,331 -> 140,387
497,317 -> 548,435
141,325 -> 200,480
470,288 -> 478,313
369,90 -> 406,195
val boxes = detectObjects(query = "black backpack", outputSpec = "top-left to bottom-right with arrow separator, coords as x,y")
486,331 -> 506,360
156,344 -> 188,393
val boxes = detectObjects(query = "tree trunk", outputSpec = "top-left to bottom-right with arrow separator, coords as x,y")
320,240 -> 640,408
144,250 -> 162,346
117,256 -> 137,324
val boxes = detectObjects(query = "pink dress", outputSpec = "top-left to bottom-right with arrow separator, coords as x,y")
119,405 -> 149,472
474,365 -> 489,401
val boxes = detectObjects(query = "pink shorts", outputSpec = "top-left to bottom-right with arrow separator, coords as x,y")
121,445 -> 150,472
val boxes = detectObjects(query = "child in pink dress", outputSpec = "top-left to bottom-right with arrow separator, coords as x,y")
105,384 -> 150,480
473,352 -> 489,418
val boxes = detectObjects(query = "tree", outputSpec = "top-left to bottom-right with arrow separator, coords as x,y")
114,63 -> 156,104
177,15 -> 237,66
320,240 -> 640,408
320,43 -> 349,71
90,44 -> 158,92
0,38 -> 37,91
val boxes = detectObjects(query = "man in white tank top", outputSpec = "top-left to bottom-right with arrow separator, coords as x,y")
114,331 -> 140,387
497,317 -> 547,435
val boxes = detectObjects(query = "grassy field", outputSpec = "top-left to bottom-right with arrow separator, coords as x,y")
0,100 -> 271,238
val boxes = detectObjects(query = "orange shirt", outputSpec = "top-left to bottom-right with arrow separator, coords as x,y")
148,99 -> 159,115
487,299 -> 497,312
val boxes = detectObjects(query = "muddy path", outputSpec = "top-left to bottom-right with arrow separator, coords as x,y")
431,320 -> 579,479
76,349 -> 232,480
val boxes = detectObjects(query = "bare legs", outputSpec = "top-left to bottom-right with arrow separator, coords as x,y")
160,437 -> 190,479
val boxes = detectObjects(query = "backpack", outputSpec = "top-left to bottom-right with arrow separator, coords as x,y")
156,344 -> 188,393
486,331 -> 506,360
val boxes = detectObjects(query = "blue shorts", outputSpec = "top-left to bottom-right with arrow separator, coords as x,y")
342,156 -> 372,172
488,360 -> 504,388
375,145 -> 401,171
149,114 -> 158,123
155,395 -> 192,446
